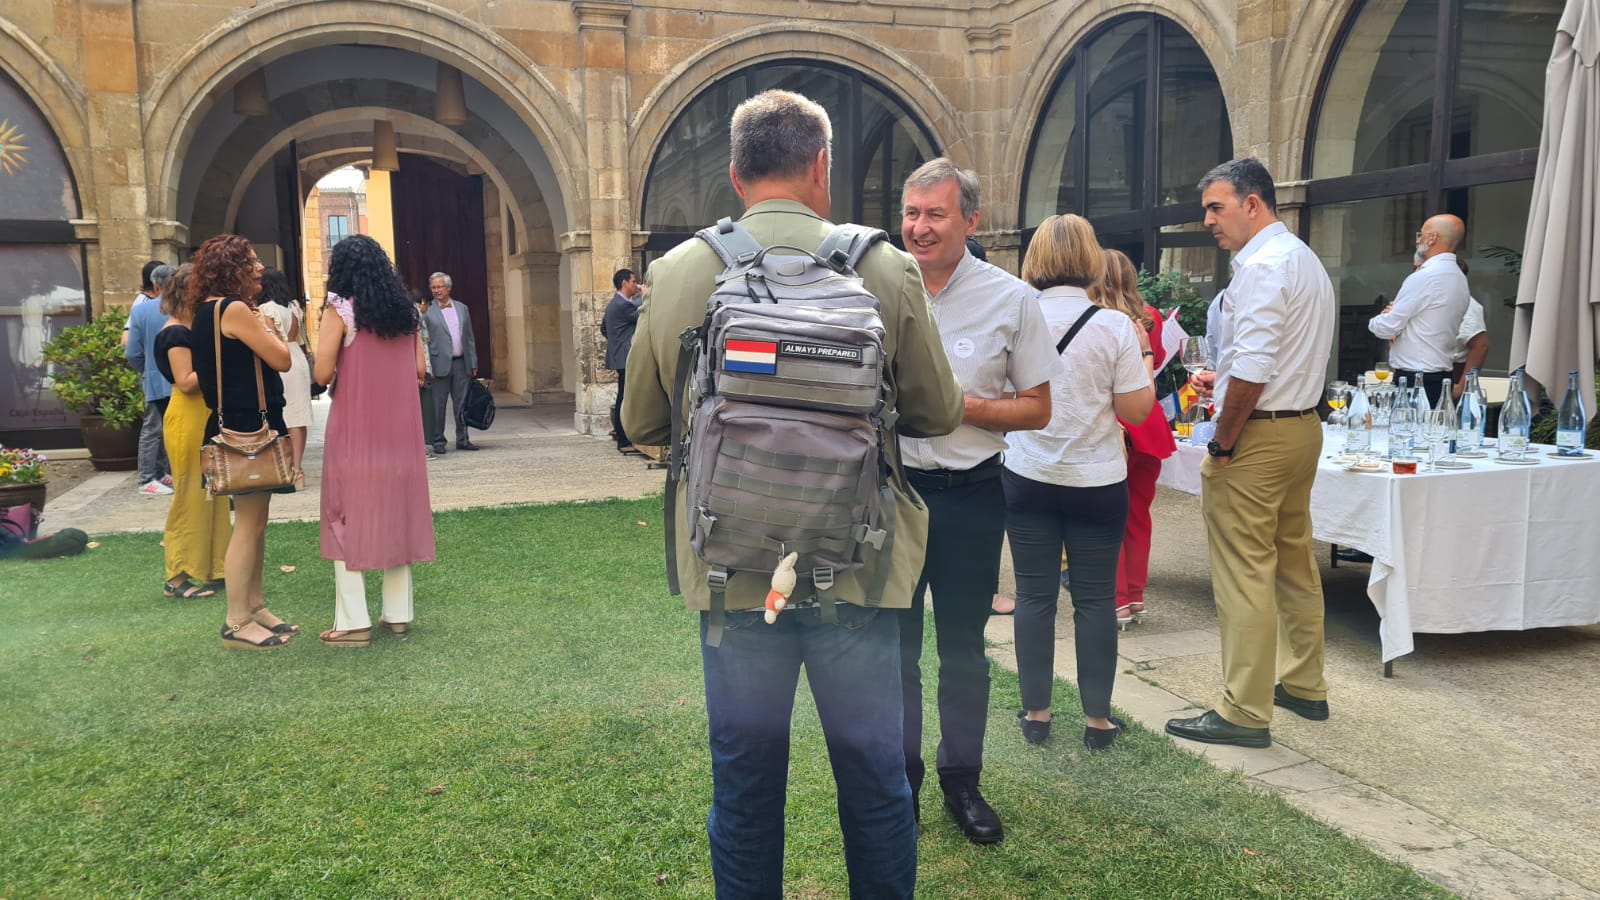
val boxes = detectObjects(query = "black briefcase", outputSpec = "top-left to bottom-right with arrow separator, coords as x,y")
463,379 -> 496,431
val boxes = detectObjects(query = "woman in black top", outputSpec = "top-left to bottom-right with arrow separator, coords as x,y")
188,234 -> 295,649
154,264 -> 231,600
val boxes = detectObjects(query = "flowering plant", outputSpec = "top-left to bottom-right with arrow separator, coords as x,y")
0,446 -> 48,485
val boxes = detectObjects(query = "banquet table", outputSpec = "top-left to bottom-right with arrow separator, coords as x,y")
1158,433 -> 1600,666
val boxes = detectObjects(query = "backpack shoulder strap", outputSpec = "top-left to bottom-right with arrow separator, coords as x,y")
1055,305 -> 1101,354
696,218 -> 765,272
816,224 -> 888,274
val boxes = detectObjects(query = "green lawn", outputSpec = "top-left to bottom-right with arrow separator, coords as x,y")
1,500 -> 1449,898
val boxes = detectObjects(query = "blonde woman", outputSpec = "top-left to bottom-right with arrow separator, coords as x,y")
1090,249 -> 1176,626
1005,215 -> 1155,750
154,263 -> 230,599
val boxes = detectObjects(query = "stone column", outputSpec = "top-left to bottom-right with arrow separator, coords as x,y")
569,0 -> 635,435
79,0 -> 149,312
966,24 -> 1016,242
511,250 -> 564,401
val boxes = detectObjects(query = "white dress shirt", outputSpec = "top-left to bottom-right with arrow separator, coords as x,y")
1206,222 -> 1336,414
1453,297 -> 1486,363
1005,287 -> 1149,488
1368,252 -> 1470,372
901,252 -> 1062,471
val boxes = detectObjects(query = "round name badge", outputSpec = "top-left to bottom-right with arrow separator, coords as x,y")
952,337 -> 976,359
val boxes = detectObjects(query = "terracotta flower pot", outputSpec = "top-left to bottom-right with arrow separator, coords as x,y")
0,480 -> 48,513
80,414 -> 140,471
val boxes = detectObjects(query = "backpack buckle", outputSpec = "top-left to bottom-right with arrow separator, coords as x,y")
855,524 -> 887,550
811,567 -> 835,591
679,325 -> 701,352
698,510 -> 718,537
708,567 -> 730,591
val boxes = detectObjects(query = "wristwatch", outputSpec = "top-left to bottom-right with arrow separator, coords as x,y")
1206,439 -> 1234,459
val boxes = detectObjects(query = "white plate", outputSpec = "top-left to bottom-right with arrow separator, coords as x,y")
1341,461 -> 1387,473
1493,456 -> 1540,466
1547,450 -> 1595,459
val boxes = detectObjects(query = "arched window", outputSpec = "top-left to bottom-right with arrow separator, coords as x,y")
640,62 -> 939,261
1021,15 -> 1232,297
0,68 -> 88,447
1304,0 -> 1561,379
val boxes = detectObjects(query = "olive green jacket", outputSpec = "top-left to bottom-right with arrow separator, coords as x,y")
622,198 -> 964,611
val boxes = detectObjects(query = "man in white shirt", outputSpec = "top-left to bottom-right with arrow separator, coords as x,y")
1451,259 -> 1488,398
898,159 -> 1058,843
1166,158 -> 1336,750
1368,215 -> 1470,405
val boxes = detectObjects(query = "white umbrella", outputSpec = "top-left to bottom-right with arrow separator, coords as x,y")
1511,0 -> 1600,410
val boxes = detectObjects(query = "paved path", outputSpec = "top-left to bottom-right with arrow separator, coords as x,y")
47,399 -> 1599,899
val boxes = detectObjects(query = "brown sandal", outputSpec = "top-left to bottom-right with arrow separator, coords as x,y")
320,627 -> 371,647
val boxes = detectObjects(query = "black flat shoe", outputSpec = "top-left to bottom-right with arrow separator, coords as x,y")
1274,683 -> 1330,721
1017,710 -> 1051,745
457,441 -> 481,451
943,787 -> 1004,845
1083,716 -> 1127,751
220,624 -> 289,650
1165,710 -> 1270,748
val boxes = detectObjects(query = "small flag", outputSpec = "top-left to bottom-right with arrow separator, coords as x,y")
1161,308 -> 1189,363
725,339 -> 778,375
1160,392 -> 1180,422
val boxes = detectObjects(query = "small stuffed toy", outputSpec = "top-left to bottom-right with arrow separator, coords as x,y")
765,552 -> 799,624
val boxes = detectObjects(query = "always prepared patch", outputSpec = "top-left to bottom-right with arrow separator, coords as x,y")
777,341 -> 864,363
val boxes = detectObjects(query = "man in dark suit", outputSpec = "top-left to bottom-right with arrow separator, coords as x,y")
424,271 -> 480,452
601,268 -> 641,452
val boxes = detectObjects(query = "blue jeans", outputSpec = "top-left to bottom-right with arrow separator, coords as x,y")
137,397 -> 170,484
701,604 -> 916,900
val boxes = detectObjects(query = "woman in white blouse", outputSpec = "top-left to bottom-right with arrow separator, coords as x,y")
256,268 -> 312,481
1006,214 -> 1155,751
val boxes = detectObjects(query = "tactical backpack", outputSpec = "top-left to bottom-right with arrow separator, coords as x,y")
665,217 -> 903,644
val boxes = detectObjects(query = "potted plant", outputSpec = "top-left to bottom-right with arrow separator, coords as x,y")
0,445 -> 49,512
40,306 -> 145,471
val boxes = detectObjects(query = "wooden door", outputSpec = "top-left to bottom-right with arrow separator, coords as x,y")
391,156 -> 491,375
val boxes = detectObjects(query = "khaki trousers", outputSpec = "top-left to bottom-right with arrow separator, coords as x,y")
1200,413 -> 1326,728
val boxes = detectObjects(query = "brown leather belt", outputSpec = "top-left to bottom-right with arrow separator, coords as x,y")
1246,407 -> 1318,421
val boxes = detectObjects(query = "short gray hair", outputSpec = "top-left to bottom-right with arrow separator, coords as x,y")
1197,158 -> 1278,215
903,158 -> 980,220
729,90 -> 832,185
429,272 -> 452,288
150,264 -> 176,290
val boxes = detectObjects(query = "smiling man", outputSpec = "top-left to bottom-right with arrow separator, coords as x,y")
898,158 -> 1058,843
1165,157 -> 1335,750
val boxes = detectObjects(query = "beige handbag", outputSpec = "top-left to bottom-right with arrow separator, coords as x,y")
200,299 -> 296,497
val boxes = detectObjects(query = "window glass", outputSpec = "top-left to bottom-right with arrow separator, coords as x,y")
1451,0 -> 1562,158
1443,179 -> 1533,375
1159,29 -> 1231,207
1,244 -> 88,432
642,63 -> 936,241
1311,0 -> 1439,179
0,71 -> 78,220
1085,19 -> 1148,218
1023,62 -> 1077,228
1309,193 -> 1429,381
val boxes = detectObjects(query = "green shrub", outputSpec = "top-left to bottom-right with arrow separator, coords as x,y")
40,306 -> 144,430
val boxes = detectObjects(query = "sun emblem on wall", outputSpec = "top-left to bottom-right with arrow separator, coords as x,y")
0,118 -> 28,175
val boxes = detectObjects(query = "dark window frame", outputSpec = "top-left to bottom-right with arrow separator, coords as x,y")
638,60 -> 942,260
1017,13 -> 1233,267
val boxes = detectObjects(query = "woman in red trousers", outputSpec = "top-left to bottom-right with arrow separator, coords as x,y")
1091,250 -> 1176,626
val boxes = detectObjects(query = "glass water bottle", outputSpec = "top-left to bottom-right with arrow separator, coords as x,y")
1556,370 -> 1589,457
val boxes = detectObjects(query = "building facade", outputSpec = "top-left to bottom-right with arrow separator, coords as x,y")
0,0 -> 1560,444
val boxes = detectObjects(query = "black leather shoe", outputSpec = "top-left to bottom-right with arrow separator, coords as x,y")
943,787 -> 1004,844
432,444 -> 447,455
457,441 -> 481,451
1083,716 -> 1127,751
1017,710 -> 1051,745
1165,710 -> 1271,748
1274,684 -> 1330,721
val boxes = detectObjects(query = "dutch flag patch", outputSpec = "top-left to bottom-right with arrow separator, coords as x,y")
724,339 -> 778,375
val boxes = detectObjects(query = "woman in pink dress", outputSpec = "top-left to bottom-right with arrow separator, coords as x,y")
312,235 -> 435,646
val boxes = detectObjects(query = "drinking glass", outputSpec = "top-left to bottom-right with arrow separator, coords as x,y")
1180,337 -> 1208,376
1374,361 -> 1392,383
1390,404 -> 1418,459
1422,410 -> 1451,471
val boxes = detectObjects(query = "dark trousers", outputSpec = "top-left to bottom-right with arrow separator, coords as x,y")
610,368 -> 629,448
702,605 -> 916,899
419,382 -> 436,448
1004,470 -> 1128,720
431,358 -> 470,448
899,473 -> 1005,796
1396,369 -> 1450,407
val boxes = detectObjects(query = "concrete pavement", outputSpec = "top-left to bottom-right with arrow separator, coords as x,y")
43,398 -> 1600,898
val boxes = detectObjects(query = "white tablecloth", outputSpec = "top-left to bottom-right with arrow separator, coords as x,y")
1159,433 -> 1600,661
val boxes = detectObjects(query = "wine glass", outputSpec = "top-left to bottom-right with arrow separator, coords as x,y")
1374,361 -> 1392,383
1421,410 -> 1451,471
1180,337 -> 1208,377
1390,404 -> 1418,460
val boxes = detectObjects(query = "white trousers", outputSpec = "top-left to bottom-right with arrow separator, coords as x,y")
333,560 -> 414,631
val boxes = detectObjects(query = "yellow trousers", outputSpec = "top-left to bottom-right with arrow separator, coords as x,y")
162,389 -> 231,583
1199,413 -> 1326,728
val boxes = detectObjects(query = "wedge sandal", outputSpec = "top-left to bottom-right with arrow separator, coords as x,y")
319,627 -> 371,647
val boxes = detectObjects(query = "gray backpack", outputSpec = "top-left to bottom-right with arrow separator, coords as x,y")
665,217 -> 901,644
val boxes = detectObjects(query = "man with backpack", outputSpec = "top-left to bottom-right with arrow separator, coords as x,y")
622,89 -> 962,898
898,159 -> 1059,844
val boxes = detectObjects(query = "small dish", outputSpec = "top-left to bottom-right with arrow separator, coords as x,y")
1342,460 -> 1385,473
